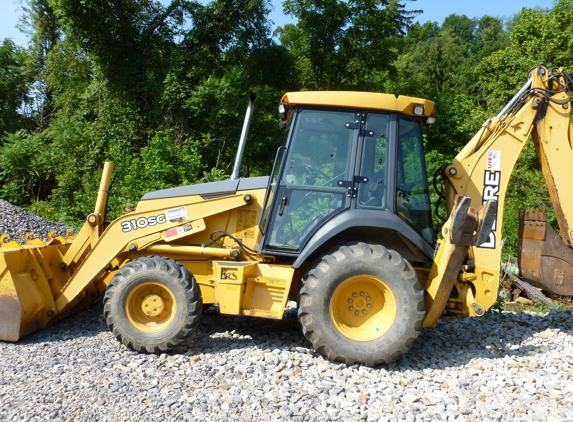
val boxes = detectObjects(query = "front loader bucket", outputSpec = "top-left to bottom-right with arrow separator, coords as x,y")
518,209 -> 573,296
0,235 -> 74,341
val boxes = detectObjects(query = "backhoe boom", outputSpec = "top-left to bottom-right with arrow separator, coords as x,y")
425,65 -> 573,324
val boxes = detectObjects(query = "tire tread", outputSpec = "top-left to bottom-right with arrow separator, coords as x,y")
103,256 -> 202,353
298,242 -> 425,367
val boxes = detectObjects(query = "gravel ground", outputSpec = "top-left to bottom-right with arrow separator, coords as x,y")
1,305 -> 572,421
1,201 -> 573,421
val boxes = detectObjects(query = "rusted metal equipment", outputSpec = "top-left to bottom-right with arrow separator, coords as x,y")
518,208 -> 573,296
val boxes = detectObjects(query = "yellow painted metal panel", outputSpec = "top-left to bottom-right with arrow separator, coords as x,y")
55,193 -> 254,312
213,261 -> 257,315
281,91 -> 435,117
242,264 -> 295,319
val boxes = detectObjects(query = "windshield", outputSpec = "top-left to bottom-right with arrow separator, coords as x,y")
282,110 -> 354,189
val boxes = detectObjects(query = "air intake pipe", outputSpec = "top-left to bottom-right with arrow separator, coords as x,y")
230,93 -> 256,180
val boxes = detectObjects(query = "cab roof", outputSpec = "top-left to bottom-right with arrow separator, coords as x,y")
281,91 -> 435,118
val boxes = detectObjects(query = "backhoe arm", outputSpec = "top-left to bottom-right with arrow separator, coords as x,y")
424,65 -> 573,325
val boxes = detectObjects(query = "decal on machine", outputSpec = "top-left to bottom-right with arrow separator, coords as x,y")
479,150 -> 501,249
166,206 -> 188,223
486,149 -> 501,171
165,225 -> 193,238
121,214 -> 167,233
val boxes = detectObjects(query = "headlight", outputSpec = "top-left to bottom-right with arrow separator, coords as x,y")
278,102 -> 289,120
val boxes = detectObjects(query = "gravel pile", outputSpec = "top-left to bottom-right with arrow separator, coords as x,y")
0,200 -> 74,244
1,201 -> 573,421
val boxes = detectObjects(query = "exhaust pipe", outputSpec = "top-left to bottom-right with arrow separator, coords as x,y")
230,93 -> 256,180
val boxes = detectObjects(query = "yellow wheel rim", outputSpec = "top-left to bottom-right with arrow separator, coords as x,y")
125,282 -> 177,333
330,275 -> 397,341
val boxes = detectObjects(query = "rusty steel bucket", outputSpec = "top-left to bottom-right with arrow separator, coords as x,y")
518,209 -> 573,296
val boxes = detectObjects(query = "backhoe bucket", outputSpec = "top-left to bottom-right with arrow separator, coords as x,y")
518,209 -> 573,296
0,236 -> 73,341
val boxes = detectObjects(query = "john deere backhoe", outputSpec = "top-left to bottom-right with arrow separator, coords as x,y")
1,65 -> 573,367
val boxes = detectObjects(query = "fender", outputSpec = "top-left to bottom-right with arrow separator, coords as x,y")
294,208 -> 434,268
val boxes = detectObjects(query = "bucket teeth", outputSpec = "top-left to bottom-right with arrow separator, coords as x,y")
24,232 -> 47,246
45,230 -> 68,245
0,231 -> 75,249
0,234 -> 23,249
65,228 -> 77,241
520,208 -> 547,223
519,208 -> 547,240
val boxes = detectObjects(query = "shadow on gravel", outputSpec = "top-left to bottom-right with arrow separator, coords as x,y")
15,302 -> 110,347
177,307 -> 573,370
12,299 -> 573,370
395,309 -> 573,370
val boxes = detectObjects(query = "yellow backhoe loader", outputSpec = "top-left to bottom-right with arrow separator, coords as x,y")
1,65 -> 572,367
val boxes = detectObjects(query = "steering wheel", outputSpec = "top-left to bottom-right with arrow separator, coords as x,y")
301,163 -> 330,182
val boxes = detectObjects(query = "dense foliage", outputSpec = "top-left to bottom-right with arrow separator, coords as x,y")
0,0 -> 569,258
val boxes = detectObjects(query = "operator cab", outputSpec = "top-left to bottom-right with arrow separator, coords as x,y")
259,92 -> 436,258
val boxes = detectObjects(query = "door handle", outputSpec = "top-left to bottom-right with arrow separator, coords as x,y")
278,197 -> 288,216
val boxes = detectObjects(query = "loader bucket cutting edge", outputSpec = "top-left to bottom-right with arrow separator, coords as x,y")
0,238 -> 74,341
0,264 -> 23,341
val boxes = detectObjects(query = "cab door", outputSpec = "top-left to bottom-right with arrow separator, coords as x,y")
353,113 -> 434,244
260,108 -> 359,254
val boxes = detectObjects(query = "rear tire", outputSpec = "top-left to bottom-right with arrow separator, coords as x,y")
298,242 -> 425,367
103,256 -> 202,353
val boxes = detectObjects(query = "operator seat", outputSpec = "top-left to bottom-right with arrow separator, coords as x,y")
362,170 -> 386,208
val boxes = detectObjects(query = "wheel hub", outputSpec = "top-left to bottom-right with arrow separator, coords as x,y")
330,275 -> 397,341
125,282 -> 176,333
141,294 -> 165,317
347,291 -> 373,316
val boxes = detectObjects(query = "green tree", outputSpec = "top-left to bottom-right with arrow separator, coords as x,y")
0,130 -> 55,205
277,0 -> 418,90
0,39 -> 32,137
474,1 -> 572,258
388,15 -> 508,162
19,0 -> 62,131
1,0 -> 290,223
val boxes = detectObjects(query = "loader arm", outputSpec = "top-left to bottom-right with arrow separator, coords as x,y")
55,192 -> 254,313
424,65 -> 573,326
0,162 -> 257,341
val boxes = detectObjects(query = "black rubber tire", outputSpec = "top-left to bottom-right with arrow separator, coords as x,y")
298,242 -> 425,367
103,256 -> 202,353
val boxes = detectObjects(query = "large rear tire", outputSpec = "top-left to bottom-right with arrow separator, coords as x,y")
103,256 -> 202,353
298,242 -> 425,367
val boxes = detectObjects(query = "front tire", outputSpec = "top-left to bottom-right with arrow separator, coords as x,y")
103,256 -> 202,353
298,242 -> 425,367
